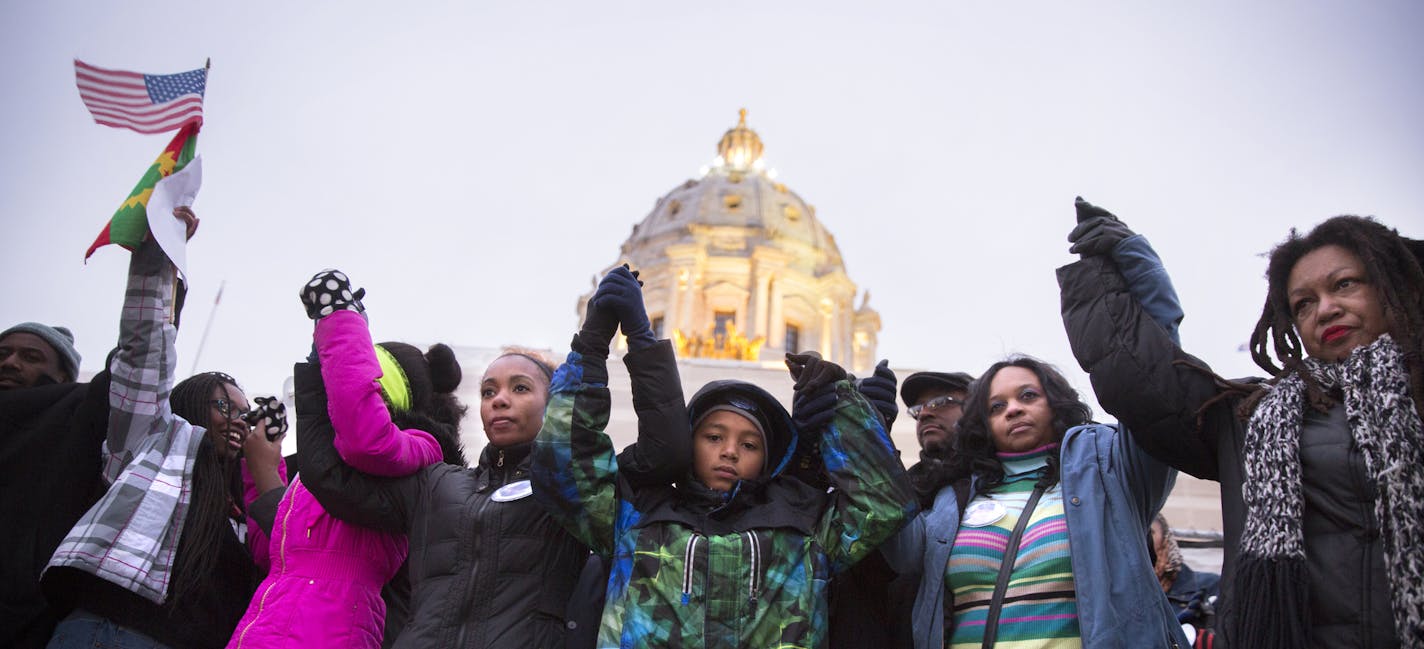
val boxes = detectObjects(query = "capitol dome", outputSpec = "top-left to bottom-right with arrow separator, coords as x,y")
581,109 -> 880,373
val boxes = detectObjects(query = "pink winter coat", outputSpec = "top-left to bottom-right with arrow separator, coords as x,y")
227,311 -> 443,649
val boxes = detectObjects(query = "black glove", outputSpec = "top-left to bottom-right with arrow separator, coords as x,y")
855,359 -> 898,429
1068,196 -> 1137,258
245,396 -> 288,442
575,265 -> 653,357
300,269 -> 366,320
786,352 -> 846,434
606,266 -> 656,351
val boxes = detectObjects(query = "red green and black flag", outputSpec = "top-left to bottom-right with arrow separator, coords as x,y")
74,59 -> 206,259
83,123 -> 199,259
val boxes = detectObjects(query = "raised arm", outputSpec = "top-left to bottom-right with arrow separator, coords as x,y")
787,353 -> 917,574
1059,197 -> 1229,480
531,347 -> 620,555
532,265 -> 659,554
104,237 -> 189,473
240,397 -> 289,567
300,271 -> 443,476
293,361 -> 418,534
607,265 -> 690,487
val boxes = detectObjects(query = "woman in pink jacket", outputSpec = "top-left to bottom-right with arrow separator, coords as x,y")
226,270 -> 465,649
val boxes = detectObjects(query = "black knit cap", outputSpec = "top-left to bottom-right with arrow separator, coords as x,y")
687,380 -> 797,479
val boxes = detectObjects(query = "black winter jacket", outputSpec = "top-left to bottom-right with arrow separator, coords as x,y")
0,374 -> 109,649
1058,253 -> 1398,648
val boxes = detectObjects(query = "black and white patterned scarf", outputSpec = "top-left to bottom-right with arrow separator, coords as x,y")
1235,334 -> 1424,648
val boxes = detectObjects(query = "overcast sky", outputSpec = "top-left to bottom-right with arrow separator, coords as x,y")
4,1 -> 1422,420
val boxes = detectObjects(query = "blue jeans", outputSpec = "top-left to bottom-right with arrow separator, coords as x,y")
46,609 -> 172,649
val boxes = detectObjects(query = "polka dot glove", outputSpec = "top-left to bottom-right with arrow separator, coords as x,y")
300,269 -> 367,320
246,396 -> 288,442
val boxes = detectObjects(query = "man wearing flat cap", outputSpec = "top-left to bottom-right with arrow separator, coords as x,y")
900,370 -> 975,463
1,323 -> 109,648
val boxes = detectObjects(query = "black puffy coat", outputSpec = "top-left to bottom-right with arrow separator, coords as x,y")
1058,253 -> 1398,648
0,373 -> 109,649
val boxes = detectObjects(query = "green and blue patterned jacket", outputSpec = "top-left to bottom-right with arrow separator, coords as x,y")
532,345 -> 916,648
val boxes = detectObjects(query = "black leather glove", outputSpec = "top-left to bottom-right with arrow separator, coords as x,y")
246,396 -> 288,442
786,352 -> 846,434
300,269 -> 366,320
855,359 -> 898,429
1068,196 -> 1137,258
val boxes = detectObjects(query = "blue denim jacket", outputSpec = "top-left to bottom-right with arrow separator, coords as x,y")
882,234 -> 1190,648
884,423 -> 1187,648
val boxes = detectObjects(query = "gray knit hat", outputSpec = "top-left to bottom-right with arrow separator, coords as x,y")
1,322 -> 82,381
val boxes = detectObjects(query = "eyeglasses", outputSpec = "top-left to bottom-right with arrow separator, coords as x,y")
210,398 -> 253,423
907,395 -> 964,420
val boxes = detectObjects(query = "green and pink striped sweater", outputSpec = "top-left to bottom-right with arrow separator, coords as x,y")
946,444 -> 1082,648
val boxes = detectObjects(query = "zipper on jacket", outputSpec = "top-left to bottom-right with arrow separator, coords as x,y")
745,531 -> 761,607
453,484 -> 496,649
682,533 -> 702,606
234,476 -> 300,648
496,449 -> 505,468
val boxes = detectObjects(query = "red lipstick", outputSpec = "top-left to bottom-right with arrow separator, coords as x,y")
1322,325 -> 1352,344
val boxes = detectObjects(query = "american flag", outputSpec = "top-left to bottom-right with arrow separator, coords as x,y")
75,59 -> 206,135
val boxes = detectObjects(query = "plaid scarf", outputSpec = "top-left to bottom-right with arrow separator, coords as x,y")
1234,334 -> 1424,648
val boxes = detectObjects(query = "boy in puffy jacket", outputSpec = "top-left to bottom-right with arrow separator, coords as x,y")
532,266 -> 917,648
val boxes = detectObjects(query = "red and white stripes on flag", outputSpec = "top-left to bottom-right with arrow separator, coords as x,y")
74,59 -> 206,135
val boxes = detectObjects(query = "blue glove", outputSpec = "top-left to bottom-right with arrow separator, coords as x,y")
786,352 -> 845,434
855,359 -> 898,429
1068,196 -> 1137,258
300,269 -> 366,320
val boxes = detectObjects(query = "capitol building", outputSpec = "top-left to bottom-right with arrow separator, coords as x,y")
578,109 -> 882,374
451,110 -> 899,458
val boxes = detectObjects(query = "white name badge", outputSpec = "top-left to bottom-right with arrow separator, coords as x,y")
961,499 -> 1007,528
491,480 -> 534,502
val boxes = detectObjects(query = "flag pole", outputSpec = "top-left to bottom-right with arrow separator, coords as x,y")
189,279 -> 224,376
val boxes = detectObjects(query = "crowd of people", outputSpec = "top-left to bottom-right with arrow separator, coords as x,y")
2,198 -> 1421,649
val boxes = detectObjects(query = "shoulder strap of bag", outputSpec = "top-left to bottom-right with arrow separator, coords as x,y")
980,484 -> 1047,649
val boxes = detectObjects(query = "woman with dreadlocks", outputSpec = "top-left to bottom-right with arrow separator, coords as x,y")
225,269 -> 467,649
42,209 -> 274,649
883,355 -> 1187,649
1057,198 -> 1424,648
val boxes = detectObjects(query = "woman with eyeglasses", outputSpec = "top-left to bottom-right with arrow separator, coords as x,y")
1058,199 -> 1424,647
884,354 -> 1187,648
43,210 -> 283,649
223,269 -> 468,649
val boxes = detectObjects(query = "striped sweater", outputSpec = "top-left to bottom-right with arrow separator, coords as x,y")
946,445 -> 1081,648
